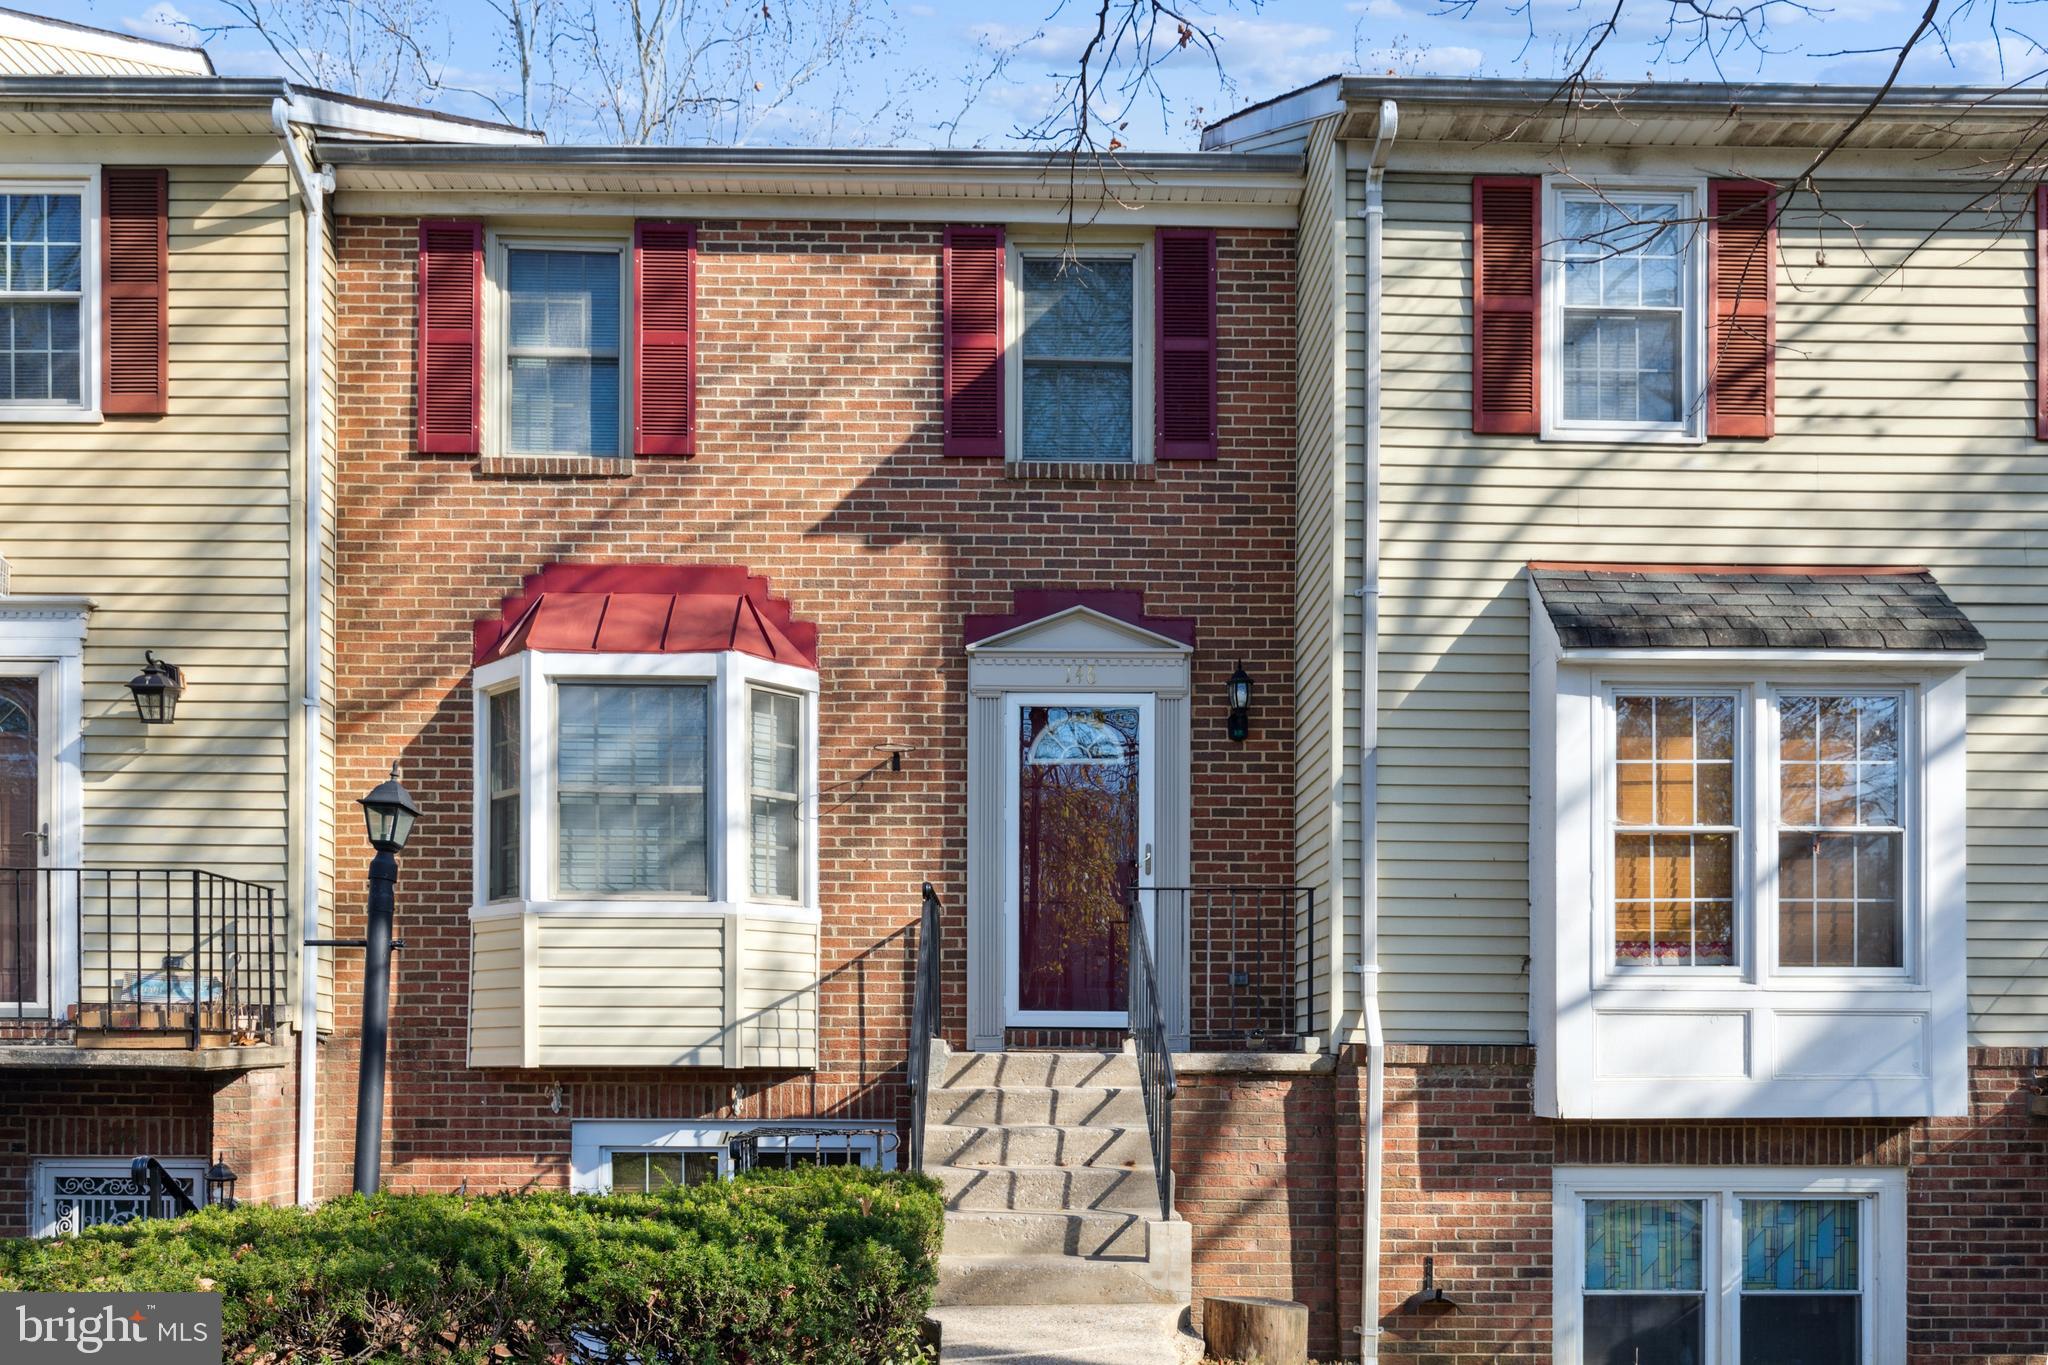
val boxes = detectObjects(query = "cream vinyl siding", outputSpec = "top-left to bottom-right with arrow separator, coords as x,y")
466,913 -> 821,1068
1293,117 -> 1345,1033
0,158 -> 293,893
1355,168 -> 2048,1045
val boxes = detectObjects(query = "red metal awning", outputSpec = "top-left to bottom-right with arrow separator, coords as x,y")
472,564 -> 819,669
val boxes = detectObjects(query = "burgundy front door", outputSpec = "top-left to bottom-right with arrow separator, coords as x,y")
0,677 -> 39,1005
1016,704 -> 1141,1017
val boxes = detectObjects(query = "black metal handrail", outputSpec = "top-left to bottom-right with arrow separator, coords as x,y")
1125,890 -> 1176,1220
0,867 -> 284,1047
906,881 -> 943,1171
1129,884 -> 1319,1050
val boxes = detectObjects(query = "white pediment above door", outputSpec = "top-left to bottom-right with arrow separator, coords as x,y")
967,607 -> 1192,696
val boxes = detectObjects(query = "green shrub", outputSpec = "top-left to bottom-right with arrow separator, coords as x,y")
0,1166 -> 943,1364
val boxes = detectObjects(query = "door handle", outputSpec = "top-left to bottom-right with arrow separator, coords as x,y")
19,824 -> 45,859
1143,843 -> 1153,876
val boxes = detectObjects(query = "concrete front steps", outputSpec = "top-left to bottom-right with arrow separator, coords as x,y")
923,1040 -> 1192,1335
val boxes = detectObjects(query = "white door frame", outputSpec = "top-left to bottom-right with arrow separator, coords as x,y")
1002,692 -> 1157,1030
0,597 -> 90,1018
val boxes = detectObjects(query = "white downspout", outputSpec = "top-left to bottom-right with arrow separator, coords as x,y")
1354,97 -> 1397,1364
272,97 -> 333,1207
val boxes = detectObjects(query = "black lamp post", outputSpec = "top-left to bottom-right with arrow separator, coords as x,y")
352,766 -> 417,1196
205,1155 -> 239,1210
1226,663 -> 1254,743
126,652 -> 183,725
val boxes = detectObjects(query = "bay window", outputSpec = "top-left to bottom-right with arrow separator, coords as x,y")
472,652 -> 816,912
1556,1168 -> 1903,1365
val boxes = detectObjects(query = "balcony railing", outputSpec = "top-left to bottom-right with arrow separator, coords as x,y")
0,867 -> 284,1048
1129,884 -> 1320,1051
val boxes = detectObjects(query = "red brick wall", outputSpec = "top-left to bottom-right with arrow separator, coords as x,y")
1174,1064 -> 1349,1358
209,1060 -> 298,1209
0,1070 -> 211,1237
1376,1046 -> 2048,1364
325,216 -> 1296,1197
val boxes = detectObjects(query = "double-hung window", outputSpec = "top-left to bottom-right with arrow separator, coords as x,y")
1007,241 -> 1152,463
0,182 -> 90,416
555,683 -> 709,897
1557,1168 -> 1903,1365
1605,686 -> 1908,977
1547,184 -> 1703,441
494,238 -> 627,458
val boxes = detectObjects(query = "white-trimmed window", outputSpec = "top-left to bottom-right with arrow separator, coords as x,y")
1005,237 -> 1153,463
1553,1167 -> 1905,1365
571,1120 -> 889,1193
1544,181 -> 1704,442
487,233 -> 629,458
1603,684 -> 1910,978
0,177 -> 96,420
472,652 -> 817,912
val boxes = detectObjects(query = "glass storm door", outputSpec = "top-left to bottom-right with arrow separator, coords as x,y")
0,676 -> 39,1008
1009,698 -> 1153,1025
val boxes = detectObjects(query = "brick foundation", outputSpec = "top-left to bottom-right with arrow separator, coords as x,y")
0,1070 -> 212,1238
1375,1046 -> 2048,1364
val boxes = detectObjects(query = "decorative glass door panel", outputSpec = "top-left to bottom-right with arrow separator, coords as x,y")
1017,704 -> 1141,1016
0,676 -> 38,1007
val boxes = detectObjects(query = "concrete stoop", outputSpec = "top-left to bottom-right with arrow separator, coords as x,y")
921,1039 -> 1195,1361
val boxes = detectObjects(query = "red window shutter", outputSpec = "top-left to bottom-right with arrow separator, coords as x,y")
1471,177 -> 1540,435
1156,228 -> 1218,460
942,225 -> 1003,456
417,219 -> 482,454
1708,180 -> 1777,439
101,167 -> 167,417
2038,186 -> 2048,440
635,221 -> 696,456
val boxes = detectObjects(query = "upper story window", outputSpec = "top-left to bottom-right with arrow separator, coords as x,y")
490,236 -> 629,459
1541,182 -> 1706,443
0,184 -> 89,416
1005,239 -> 1154,464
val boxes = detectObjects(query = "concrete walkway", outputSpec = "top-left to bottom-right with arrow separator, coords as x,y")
927,1305 -> 1203,1365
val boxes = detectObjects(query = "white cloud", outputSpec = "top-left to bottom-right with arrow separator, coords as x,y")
122,2 -> 197,46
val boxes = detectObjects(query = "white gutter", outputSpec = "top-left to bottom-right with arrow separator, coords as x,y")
1352,97 -> 1396,1363
272,97 -> 333,1207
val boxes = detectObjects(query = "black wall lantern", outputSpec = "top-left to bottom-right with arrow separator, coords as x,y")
205,1154 -> 239,1209
126,652 -> 183,725
1226,663 -> 1254,743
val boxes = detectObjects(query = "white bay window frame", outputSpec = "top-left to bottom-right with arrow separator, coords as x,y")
1532,613 -> 1972,1119
1540,175 -> 1707,445
471,649 -> 819,920
1551,1166 -> 1905,1365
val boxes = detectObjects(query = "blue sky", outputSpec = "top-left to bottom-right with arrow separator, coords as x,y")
42,0 -> 2048,147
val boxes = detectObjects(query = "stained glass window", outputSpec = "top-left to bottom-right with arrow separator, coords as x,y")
1740,1199 -> 1862,1364
1613,694 -> 1738,967
1583,1199 -> 1706,1364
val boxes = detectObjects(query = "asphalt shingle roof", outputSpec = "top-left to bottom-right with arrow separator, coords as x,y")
1527,564 -> 1986,653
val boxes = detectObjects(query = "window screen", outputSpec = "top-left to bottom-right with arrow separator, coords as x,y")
1019,255 -> 1134,462
505,247 -> 622,457
0,193 -> 84,406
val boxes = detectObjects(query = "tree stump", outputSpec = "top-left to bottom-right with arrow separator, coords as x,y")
1203,1295 -> 1308,1365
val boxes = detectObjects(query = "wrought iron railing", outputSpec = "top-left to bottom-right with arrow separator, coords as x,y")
0,867 -> 284,1047
1129,884 -> 1319,1050
906,881 -> 943,1171
1125,895 -> 1176,1220
727,1125 -> 902,1173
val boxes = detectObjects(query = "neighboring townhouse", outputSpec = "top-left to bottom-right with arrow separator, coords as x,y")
312,141 -> 1364,1341
0,11 -> 533,1237
1208,79 -> 2048,1361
